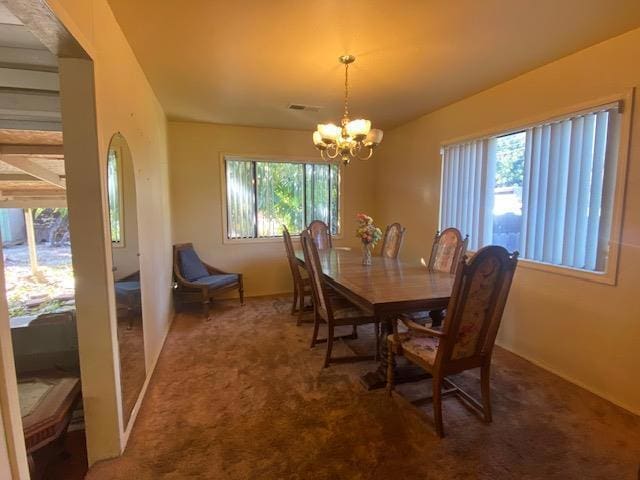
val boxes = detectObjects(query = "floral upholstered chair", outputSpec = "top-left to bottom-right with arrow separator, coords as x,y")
380,223 -> 406,259
428,228 -> 469,274
307,220 -> 332,250
401,228 -> 468,327
173,243 -> 243,317
387,246 -> 518,437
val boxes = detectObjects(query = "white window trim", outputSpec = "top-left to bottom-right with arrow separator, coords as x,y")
108,144 -> 125,249
440,90 -> 634,286
219,153 -> 344,245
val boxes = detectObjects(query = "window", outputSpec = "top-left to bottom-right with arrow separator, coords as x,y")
107,147 -> 123,245
225,156 -> 340,239
440,100 -> 626,277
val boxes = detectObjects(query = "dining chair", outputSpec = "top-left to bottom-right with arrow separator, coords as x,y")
428,227 -> 469,274
387,246 -> 519,437
401,228 -> 469,327
307,220 -> 332,250
380,222 -> 406,259
282,225 -> 312,325
300,230 -> 380,367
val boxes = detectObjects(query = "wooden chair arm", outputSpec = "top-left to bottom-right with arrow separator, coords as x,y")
400,317 -> 446,337
204,263 -> 230,275
173,269 -> 203,290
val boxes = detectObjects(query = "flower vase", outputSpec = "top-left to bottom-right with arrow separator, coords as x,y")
362,242 -> 373,266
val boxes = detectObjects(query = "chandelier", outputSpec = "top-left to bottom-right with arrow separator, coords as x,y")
312,55 -> 383,165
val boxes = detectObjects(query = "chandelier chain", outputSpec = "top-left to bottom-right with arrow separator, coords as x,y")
344,63 -> 349,120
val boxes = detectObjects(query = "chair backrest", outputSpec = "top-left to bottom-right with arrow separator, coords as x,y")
437,246 -> 518,365
300,230 -> 333,322
282,225 -> 304,285
428,228 -> 468,274
173,243 -> 208,281
307,220 -> 332,250
380,223 -> 406,259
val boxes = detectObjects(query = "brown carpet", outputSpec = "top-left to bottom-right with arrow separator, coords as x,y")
87,296 -> 640,479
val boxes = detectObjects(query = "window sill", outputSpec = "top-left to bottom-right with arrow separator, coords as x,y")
467,249 -> 617,285
222,234 -> 344,246
515,257 -> 616,286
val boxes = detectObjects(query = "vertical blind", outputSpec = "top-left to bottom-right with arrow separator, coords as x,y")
520,106 -> 620,271
440,139 -> 494,250
225,157 -> 340,239
440,102 -> 622,273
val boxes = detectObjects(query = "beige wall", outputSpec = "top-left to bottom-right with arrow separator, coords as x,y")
48,0 -> 173,465
374,28 -> 640,414
169,122 -> 375,296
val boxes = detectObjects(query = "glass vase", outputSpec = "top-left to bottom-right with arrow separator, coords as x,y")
362,242 -> 372,266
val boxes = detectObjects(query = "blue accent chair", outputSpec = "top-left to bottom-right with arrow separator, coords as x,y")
173,243 -> 244,317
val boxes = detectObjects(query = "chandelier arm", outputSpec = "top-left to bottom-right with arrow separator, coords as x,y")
357,145 -> 374,160
325,143 -> 339,159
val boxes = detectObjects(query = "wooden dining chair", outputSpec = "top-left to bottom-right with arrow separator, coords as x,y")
300,230 -> 380,367
387,246 -> 519,437
307,220 -> 332,250
380,222 -> 406,259
401,228 -> 469,327
428,227 -> 469,274
282,225 -> 313,325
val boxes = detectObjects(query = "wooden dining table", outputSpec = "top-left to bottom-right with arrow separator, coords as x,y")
295,248 -> 456,389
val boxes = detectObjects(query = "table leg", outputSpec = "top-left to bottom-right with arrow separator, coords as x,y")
360,316 -> 430,390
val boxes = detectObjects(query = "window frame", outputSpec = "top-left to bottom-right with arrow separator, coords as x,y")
107,144 -> 125,248
439,90 -> 633,285
219,153 -> 344,244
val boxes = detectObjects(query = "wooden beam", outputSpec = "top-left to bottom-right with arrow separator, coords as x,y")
0,67 -> 59,91
0,189 -> 65,197
0,145 -> 63,156
24,208 -> 38,274
0,198 -> 66,208
0,173 -> 37,181
0,156 -> 65,188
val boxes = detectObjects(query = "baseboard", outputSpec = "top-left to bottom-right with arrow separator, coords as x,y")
495,340 -> 640,416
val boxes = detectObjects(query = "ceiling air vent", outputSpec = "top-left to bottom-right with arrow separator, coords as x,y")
288,104 -> 322,112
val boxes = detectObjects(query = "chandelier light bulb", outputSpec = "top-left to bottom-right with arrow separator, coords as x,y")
345,119 -> 371,140
317,123 -> 341,143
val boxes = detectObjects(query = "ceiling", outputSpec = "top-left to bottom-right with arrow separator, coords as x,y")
0,4 -> 64,207
108,1 -> 640,131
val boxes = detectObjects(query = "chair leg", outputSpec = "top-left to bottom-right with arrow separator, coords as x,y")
202,300 -> 210,318
239,286 -> 244,306
291,284 -> 298,315
324,324 -> 334,368
432,374 -> 445,438
310,307 -> 320,348
297,291 -> 305,326
386,342 -> 395,396
374,322 -> 380,361
351,325 -> 358,339
481,362 -> 492,423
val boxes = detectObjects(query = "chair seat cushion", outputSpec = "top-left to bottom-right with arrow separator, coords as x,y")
192,274 -> 239,289
389,331 -> 439,365
179,248 -> 209,281
115,281 -> 141,295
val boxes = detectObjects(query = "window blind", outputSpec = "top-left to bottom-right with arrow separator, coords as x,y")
440,139 -> 494,250
439,101 -> 622,274
225,158 -> 340,239
520,106 -> 620,270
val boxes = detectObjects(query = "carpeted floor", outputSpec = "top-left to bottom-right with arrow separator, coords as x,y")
86,296 -> 640,479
